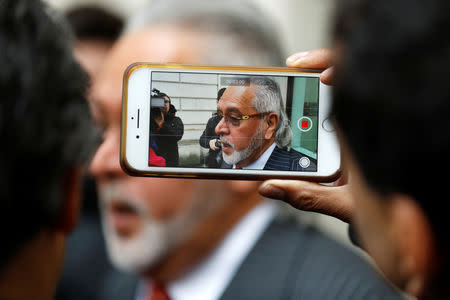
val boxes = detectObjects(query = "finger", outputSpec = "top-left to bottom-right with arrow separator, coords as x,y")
286,49 -> 334,70
259,179 -> 353,223
320,66 -> 334,85
332,168 -> 349,187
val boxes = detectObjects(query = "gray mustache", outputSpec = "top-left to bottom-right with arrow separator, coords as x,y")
219,136 -> 234,149
99,183 -> 148,216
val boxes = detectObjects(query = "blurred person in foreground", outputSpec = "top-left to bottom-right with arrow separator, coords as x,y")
69,6 -> 123,80
52,4 -> 124,300
90,0 -> 405,299
259,0 -> 450,299
0,1 -> 98,300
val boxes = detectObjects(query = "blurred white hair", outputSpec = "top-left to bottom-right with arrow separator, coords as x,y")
125,0 -> 284,66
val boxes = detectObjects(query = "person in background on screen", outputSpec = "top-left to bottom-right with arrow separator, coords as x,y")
150,89 -> 184,167
199,87 -> 226,168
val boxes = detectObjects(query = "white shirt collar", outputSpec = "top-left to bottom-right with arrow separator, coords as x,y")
136,201 -> 277,300
233,142 -> 277,170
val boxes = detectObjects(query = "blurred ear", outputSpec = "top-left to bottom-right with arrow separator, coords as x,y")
388,194 -> 437,297
264,113 -> 278,140
55,167 -> 82,235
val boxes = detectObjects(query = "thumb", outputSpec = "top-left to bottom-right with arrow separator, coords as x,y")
259,179 -> 353,223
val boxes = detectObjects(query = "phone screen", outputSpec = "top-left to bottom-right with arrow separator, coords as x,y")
149,71 -> 319,172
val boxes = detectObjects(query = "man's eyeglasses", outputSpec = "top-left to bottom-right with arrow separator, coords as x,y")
216,111 -> 271,127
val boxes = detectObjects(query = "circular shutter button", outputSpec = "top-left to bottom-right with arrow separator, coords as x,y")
299,157 -> 311,168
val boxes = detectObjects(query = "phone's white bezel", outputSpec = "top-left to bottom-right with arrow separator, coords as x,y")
121,64 -> 340,181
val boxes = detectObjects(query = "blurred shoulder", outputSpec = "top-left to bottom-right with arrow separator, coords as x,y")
282,220 -> 405,300
99,270 -> 139,300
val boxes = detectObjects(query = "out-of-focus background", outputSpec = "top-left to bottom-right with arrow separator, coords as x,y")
46,0 -> 334,57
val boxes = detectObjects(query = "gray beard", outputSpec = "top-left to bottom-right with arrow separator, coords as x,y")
221,124 -> 263,166
98,181 -> 227,274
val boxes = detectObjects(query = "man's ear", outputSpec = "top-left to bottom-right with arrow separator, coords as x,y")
388,194 -> 437,298
264,113 -> 278,140
55,167 -> 82,235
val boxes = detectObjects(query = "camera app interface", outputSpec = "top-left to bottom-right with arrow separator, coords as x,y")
149,71 -> 319,172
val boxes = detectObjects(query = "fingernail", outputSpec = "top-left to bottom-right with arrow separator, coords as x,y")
286,51 -> 309,64
259,183 -> 286,200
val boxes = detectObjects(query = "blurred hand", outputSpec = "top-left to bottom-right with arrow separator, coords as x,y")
209,139 -> 220,151
258,49 -> 353,223
286,48 -> 334,85
259,174 -> 353,223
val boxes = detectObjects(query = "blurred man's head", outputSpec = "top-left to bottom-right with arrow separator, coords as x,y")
332,0 -> 450,298
124,0 -> 283,66
66,6 -> 123,79
216,77 -> 292,167
89,0 -> 283,282
0,0 -> 97,297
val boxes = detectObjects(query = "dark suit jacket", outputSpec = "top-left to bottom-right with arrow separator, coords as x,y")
264,146 -> 317,171
220,146 -> 317,171
100,218 -> 404,300
199,115 -> 222,168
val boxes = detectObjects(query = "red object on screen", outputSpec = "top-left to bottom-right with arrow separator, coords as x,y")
149,148 -> 166,166
301,120 -> 309,128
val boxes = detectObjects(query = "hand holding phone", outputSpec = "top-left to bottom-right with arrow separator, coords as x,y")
286,49 -> 335,85
257,50 -> 353,223
121,63 -> 340,181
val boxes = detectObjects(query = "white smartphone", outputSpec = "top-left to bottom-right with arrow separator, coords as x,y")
120,63 -> 340,182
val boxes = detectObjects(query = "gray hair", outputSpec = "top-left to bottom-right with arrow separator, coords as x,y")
250,76 -> 293,148
124,0 -> 284,66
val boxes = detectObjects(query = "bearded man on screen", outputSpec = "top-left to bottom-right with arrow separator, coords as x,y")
216,77 -> 316,171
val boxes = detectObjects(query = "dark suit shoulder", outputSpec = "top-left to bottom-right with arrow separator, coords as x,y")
264,146 -> 317,171
220,218 -> 306,300
287,224 -> 404,300
100,270 -> 139,300
199,115 -> 220,148
220,218 -> 404,300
